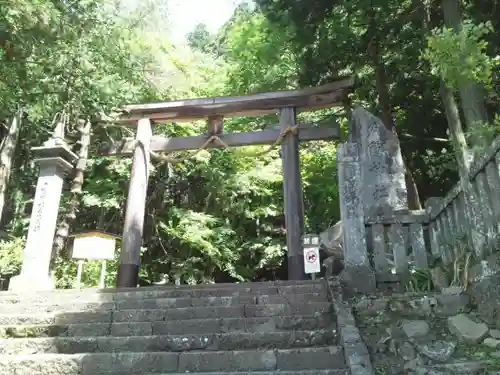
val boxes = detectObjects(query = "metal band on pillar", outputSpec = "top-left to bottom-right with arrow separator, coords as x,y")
116,118 -> 153,288
280,107 -> 306,280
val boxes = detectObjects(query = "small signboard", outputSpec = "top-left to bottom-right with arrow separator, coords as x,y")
70,231 -> 120,289
303,234 -> 320,274
71,231 -> 118,261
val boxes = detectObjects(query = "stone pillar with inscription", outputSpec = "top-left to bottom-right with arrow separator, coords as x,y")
9,122 -> 77,291
349,107 -> 408,215
337,142 -> 376,293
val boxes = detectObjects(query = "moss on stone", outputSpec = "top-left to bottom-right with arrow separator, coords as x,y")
0,325 -> 68,338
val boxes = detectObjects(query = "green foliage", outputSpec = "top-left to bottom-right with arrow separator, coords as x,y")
0,0 -> 499,288
187,23 -> 217,55
53,257 -> 120,289
405,268 -> 434,293
0,237 -> 24,276
220,10 -> 298,93
424,20 -> 497,88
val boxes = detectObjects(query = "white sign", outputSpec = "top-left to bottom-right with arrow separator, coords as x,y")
72,236 -> 116,260
303,247 -> 320,274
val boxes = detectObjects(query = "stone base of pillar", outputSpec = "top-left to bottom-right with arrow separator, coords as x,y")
8,273 -> 55,292
116,263 -> 139,288
339,265 -> 376,295
287,254 -> 307,280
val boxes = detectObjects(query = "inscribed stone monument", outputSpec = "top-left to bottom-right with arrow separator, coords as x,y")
9,121 -> 77,291
349,106 -> 408,215
321,107 -> 409,290
336,142 -> 375,293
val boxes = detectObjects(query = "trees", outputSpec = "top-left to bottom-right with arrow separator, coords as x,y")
0,0 -> 498,287
255,0 -> 499,200
0,0 -> 163,284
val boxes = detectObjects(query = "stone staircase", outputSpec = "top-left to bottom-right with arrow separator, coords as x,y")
0,280 -> 349,375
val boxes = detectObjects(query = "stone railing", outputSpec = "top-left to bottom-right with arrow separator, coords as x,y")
363,135 -> 500,283
364,210 -> 430,283
336,108 -> 500,291
425,135 -> 500,264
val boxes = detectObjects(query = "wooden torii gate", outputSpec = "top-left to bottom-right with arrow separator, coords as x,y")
101,77 -> 354,288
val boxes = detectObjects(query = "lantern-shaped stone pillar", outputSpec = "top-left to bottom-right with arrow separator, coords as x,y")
9,122 -> 78,291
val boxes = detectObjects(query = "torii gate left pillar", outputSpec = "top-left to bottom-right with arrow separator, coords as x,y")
116,118 -> 152,288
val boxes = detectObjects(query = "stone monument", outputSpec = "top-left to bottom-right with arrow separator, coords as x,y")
9,120 -> 78,291
349,107 -> 408,215
336,141 -> 375,293
322,107 -> 409,292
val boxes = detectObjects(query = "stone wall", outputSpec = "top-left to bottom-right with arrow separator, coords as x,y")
352,288 -> 500,374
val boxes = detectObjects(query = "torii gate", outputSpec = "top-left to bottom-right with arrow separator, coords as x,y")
10,77 -> 354,291
104,77 -> 354,287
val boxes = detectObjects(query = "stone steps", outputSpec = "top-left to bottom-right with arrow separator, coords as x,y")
0,292 -> 327,314
143,372 -> 348,375
0,302 -> 331,325
0,330 -> 335,354
1,279 -> 322,295
0,347 -> 345,374
1,315 -> 333,338
144,372 -> 348,375
0,281 -> 325,304
0,280 -> 348,374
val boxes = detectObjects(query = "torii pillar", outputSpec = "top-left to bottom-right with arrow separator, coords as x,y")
280,107 -> 307,280
116,118 -> 152,288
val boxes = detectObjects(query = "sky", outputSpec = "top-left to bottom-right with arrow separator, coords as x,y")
168,0 -> 245,42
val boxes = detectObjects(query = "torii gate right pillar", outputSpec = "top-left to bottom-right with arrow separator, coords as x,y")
280,107 -> 307,280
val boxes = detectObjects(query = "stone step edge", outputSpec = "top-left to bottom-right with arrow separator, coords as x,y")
0,329 -> 331,343
0,351 -> 348,375
0,301 -> 331,318
0,292 -> 327,310
0,345 -> 344,356
0,279 -> 326,297
143,372 -> 348,375
0,285 -> 326,304
0,346 -> 344,359
0,334 -> 336,355
0,349 -> 348,374
0,314 -> 331,328
0,315 -> 334,337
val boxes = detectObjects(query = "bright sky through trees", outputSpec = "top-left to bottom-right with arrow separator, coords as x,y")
168,0 -> 245,41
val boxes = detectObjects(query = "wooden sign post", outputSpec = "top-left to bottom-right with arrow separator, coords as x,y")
71,231 -> 119,289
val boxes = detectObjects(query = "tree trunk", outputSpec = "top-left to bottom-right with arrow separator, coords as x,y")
415,0 -> 477,247
52,120 -> 91,259
417,0 -> 472,179
0,110 -> 22,224
441,0 -> 489,149
440,82 -> 472,176
367,5 -> 422,209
